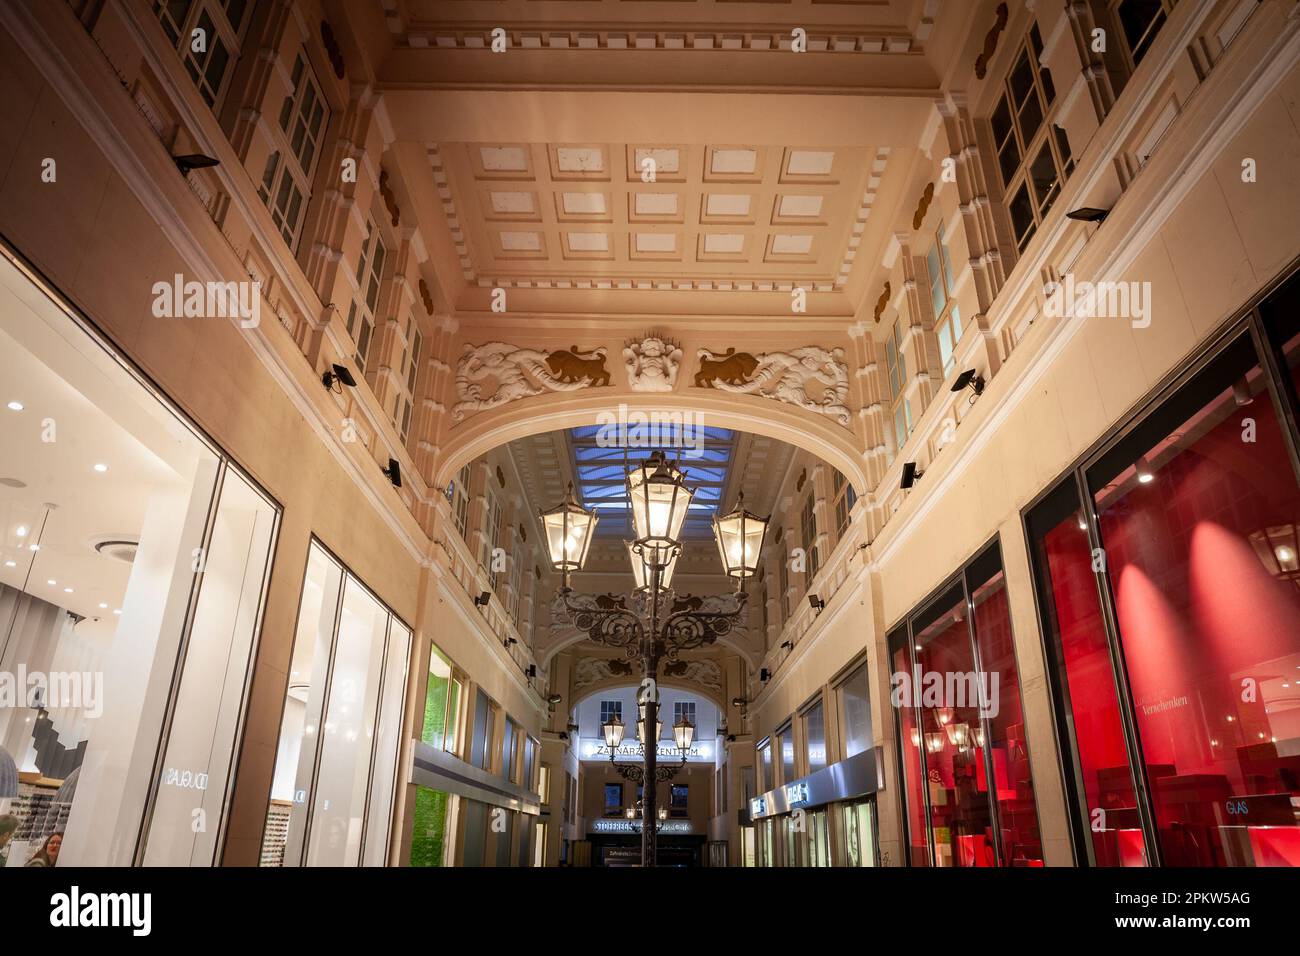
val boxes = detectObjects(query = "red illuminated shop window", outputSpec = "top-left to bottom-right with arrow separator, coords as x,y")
1029,273 -> 1300,867
889,543 -> 1043,867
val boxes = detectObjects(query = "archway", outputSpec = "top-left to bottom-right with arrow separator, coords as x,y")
434,388 -> 867,494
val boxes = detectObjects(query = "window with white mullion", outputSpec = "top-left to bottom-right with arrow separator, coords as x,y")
927,225 -> 964,378
988,22 -> 1074,255
884,318 -> 913,453
153,0 -> 247,109
347,220 -> 387,376
257,50 -> 329,251
1108,0 -> 1177,72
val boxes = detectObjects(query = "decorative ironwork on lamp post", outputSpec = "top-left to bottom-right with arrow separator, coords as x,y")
541,451 -> 768,867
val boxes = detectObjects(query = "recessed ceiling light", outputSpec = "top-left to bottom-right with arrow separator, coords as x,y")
15,526 -> 27,537
46,579 -> 56,586
6,401 -> 23,411
63,587 -> 72,593
28,543 -> 39,551
93,463 -> 108,473
98,602 -> 108,609
113,608 -> 122,615
3,560 -> 15,568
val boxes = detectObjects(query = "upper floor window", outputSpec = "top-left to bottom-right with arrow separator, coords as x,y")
802,698 -> 827,773
800,493 -> 819,581
259,52 -> 329,250
756,737 -> 772,792
347,220 -> 386,374
927,225 -> 963,377
481,486 -> 503,587
778,546 -> 791,621
153,0 -> 247,108
450,465 -> 471,541
603,783 -> 624,816
600,699 -> 622,726
884,319 -> 912,451
670,784 -> 689,818
989,23 -> 1074,253
1111,0 -> 1175,70
832,470 -> 856,540
673,700 -> 697,728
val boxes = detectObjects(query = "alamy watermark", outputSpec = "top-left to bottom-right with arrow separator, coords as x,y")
890,665 -> 1000,719
594,403 -> 705,459
1044,273 -> 1151,329
151,274 -> 261,329
0,666 -> 103,719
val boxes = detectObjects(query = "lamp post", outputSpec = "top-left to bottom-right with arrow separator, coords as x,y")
541,450 -> 768,867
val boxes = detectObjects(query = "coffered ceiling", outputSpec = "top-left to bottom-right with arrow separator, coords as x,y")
371,0 -> 979,319
430,141 -> 890,292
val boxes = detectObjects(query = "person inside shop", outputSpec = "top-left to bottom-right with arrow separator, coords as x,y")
25,830 -> 62,867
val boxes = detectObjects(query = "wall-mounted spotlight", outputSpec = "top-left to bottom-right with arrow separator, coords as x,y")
1065,206 -> 1109,223
173,153 -> 220,176
525,664 -> 536,678
547,693 -> 563,706
781,640 -> 794,651
382,458 -> 402,489
760,668 -> 771,683
731,696 -> 747,708
808,594 -> 825,612
322,363 -> 357,393
473,591 -> 491,608
558,731 -> 569,741
900,461 -> 924,490
505,636 -> 518,647
726,734 -> 737,743
951,368 -> 985,398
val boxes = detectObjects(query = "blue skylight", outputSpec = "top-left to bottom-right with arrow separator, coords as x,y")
569,424 -> 737,538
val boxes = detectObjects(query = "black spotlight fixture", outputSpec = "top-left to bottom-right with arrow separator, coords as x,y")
547,693 -> 563,706
726,734 -> 737,743
558,731 -> 569,741
382,457 -> 402,488
731,696 -> 747,708
173,153 -> 220,176
473,591 -> 491,608
781,640 -> 793,651
900,461 -> 924,490
1065,206 -> 1109,223
526,664 -> 537,678
505,636 -> 518,647
808,594 -> 825,612
951,368 -> 985,397
760,668 -> 771,683
322,363 -> 357,392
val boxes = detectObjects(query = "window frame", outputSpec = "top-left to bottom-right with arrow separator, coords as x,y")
153,0 -> 248,110
988,22 -> 1074,255
927,224 -> 964,378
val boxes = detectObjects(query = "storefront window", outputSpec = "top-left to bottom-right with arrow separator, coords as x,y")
1028,481 -> 1147,865
777,720 -> 795,785
842,800 -> 877,866
1088,333 -> 1300,866
913,584 -> 995,867
0,249 -> 279,868
803,698 -> 827,772
970,558 -> 1043,866
409,786 -> 454,867
838,661 -> 874,759
890,629 -> 931,867
757,738 -> 772,792
889,543 -> 1041,867
422,645 -> 461,754
809,808 -> 830,866
260,542 -> 410,867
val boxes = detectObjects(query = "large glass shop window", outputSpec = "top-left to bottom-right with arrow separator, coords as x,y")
0,248 -> 279,868
889,544 -> 1043,867
1030,304 -> 1300,867
260,542 -> 410,867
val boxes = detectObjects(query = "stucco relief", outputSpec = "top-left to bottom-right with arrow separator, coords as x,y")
452,342 -> 610,421
695,346 -> 852,427
623,335 -> 683,392
572,656 -> 636,690
662,658 -> 723,693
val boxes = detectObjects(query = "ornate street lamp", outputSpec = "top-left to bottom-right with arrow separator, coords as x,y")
543,450 -> 769,867
712,492 -> 769,582
626,539 -> 678,590
540,483 -> 598,585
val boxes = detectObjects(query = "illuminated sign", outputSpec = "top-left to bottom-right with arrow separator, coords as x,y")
580,737 -> 714,763
592,819 -> 693,835
783,781 -> 810,807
